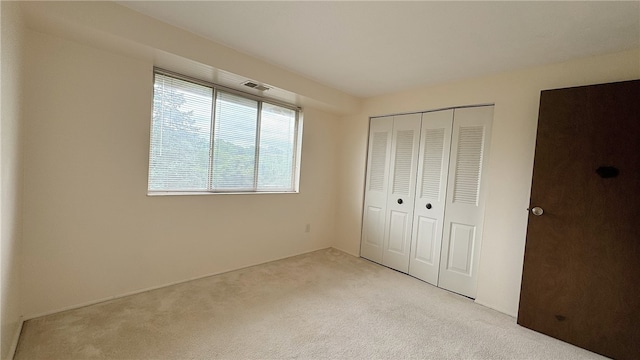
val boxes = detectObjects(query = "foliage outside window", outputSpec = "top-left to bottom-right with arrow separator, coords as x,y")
148,70 -> 301,194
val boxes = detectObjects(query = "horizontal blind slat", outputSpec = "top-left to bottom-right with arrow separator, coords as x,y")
212,92 -> 258,190
149,74 -> 213,191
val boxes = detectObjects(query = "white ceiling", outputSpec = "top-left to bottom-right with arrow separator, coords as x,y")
119,1 -> 640,98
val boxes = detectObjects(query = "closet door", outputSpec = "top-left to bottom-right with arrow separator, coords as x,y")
438,106 -> 493,298
382,113 -> 422,273
360,116 -> 393,264
408,110 -> 454,285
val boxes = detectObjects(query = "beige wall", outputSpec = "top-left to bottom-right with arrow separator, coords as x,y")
21,29 -> 339,317
10,0 -> 640,330
334,49 -> 640,316
19,1 -> 361,115
1,2 -> 25,358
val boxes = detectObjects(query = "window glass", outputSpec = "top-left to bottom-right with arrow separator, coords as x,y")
258,103 -> 296,190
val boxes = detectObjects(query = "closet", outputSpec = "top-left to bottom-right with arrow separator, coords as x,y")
360,106 -> 493,298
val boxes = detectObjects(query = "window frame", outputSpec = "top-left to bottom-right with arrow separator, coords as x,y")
148,68 -> 302,196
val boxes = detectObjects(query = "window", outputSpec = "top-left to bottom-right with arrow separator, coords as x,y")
148,70 -> 301,194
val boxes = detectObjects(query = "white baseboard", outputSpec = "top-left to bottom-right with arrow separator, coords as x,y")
331,245 -> 360,258
23,246 -> 332,321
474,298 -> 517,318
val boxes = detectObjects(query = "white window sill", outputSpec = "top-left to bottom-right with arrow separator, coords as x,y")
147,190 -> 299,196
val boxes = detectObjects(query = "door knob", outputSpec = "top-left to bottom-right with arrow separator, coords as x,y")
531,207 -> 544,216
426,203 -> 432,209
397,198 -> 403,204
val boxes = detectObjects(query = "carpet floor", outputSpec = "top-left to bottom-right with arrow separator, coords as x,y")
15,248 -> 606,359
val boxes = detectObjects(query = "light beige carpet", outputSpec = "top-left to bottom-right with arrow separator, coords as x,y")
15,248 -> 605,359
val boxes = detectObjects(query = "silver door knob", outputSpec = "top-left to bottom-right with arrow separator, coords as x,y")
531,207 -> 544,216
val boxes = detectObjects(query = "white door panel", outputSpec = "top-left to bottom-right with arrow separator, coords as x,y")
409,110 -> 453,285
382,113 -> 421,273
446,222 -> 476,275
387,210 -> 410,254
362,206 -> 384,246
439,106 -> 493,298
413,216 -> 437,263
360,117 -> 393,264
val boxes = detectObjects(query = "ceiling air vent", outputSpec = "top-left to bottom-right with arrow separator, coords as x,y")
242,81 -> 270,92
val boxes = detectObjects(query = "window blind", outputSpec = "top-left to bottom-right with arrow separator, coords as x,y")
149,75 -> 213,191
213,92 -> 258,190
148,71 -> 300,194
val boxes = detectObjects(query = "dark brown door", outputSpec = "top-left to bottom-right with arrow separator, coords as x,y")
518,80 -> 640,360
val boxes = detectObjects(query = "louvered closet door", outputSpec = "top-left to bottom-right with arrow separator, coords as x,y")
382,113 -> 422,273
408,110 -> 454,285
360,117 -> 393,264
438,106 -> 493,298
